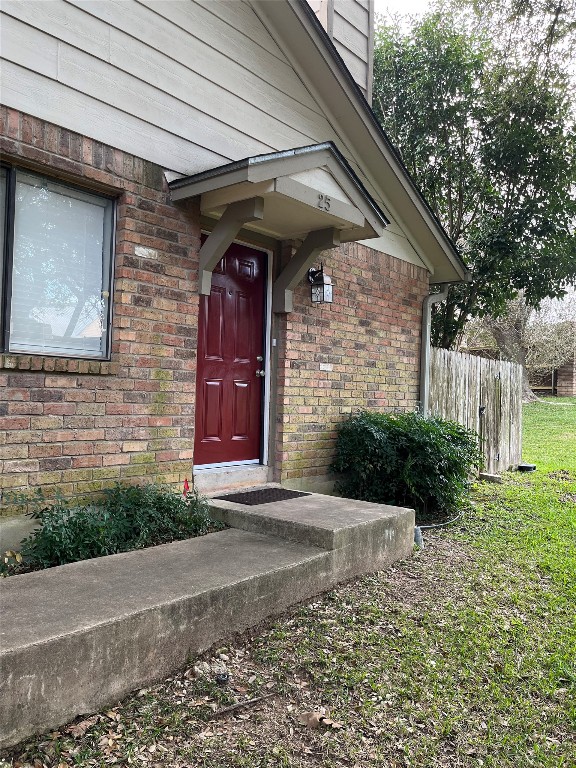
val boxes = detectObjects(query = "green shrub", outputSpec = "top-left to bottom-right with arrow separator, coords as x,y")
331,411 -> 482,521
2,484 -> 222,575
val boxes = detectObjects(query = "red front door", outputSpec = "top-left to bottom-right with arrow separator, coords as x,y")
194,242 -> 266,466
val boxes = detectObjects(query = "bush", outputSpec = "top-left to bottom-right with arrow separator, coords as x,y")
331,411 -> 482,522
2,483 -> 221,575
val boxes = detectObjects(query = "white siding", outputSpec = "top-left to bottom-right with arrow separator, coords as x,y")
307,0 -> 374,101
0,0 -> 424,271
1,0 -> 332,169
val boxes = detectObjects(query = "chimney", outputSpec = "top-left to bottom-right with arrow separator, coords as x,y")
307,0 -> 375,103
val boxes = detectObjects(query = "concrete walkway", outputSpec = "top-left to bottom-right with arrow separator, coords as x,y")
0,514 -> 38,553
0,492 -> 414,748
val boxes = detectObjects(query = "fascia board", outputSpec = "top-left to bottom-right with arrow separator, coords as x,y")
252,0 -> 470,283
246,146 -> 387,232
246,147 -> 334,181
170,142 -> 387,236
170,167 -> 250,201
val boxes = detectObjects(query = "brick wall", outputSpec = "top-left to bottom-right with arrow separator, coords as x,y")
0,109 -> 201,513
274,241 -> 428,489
0,109 -> 430,508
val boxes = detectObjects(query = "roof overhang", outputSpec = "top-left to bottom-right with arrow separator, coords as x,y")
250,0 -> 471,284
169,142 -> 388,243
169,143 -> 388,312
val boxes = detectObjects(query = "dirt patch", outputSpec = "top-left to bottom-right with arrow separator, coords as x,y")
548,470 -> 576,481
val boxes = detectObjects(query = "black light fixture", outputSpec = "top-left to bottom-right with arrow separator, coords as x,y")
307,263 -> 333,304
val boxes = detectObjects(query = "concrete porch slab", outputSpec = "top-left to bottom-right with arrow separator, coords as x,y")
0,493 -> 414,749
208,491 -> 414,582
209,491 -> 413,550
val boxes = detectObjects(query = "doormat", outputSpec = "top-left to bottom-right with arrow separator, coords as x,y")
213,488 -> 311,506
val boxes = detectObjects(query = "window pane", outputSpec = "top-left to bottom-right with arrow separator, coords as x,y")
9,173 -> 112,358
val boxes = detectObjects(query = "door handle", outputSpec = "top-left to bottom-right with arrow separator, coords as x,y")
256,369 -> 266,377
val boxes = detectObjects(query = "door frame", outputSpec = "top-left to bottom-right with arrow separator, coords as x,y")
193,234 -> 273,470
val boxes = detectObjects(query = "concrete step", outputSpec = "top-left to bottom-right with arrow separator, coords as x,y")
0,494 -> 414,749
193,464 -> 270,494
0,528 -> 329,748
209,491 -> 414,574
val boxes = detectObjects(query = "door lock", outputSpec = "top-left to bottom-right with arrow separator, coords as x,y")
256,369 -> 266,377
256,355 -> 263,362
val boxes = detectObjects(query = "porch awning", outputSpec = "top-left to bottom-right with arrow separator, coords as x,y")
168,142 -> 389,311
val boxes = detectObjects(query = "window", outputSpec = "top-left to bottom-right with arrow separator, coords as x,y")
1,167 -> 114,359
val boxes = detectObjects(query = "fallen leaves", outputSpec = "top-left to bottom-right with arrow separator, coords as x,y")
4,465 -> 576,768
3,550 -> 22,563
548,470 -> 575,482
66,716 -> 99,739
298,710 -> 343,730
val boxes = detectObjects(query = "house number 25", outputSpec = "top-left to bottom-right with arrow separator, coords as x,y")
317,193 -> 331,211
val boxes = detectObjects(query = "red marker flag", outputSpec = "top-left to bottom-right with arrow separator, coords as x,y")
183,478 -> 190,498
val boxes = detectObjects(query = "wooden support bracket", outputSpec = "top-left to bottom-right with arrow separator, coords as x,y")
198,197 -> 265,294
272,228 -> 341,313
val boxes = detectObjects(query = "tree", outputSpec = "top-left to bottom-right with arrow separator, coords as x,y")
469,0 -> 576,68
463,291 -> 576,399
372,7 -> 576,349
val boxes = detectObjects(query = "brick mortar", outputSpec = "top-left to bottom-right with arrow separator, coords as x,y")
0,108 -> 430,506
0,355 -> 120,375
0,108 -> 200,510
273,240 -> 428,483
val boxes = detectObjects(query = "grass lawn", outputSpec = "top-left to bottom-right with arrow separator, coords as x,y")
2,401 -> 575,767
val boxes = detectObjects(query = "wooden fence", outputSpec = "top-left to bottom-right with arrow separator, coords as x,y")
429,348 -> 523,475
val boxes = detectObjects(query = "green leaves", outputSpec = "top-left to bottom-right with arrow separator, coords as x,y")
331,411 -> 482,522
1,484 -> 221,575
373,10 -> 576,348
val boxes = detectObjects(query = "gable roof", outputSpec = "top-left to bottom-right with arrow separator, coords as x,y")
170,141 -> 388,242
0,0 -> 469,282
252,0 -> 470,283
